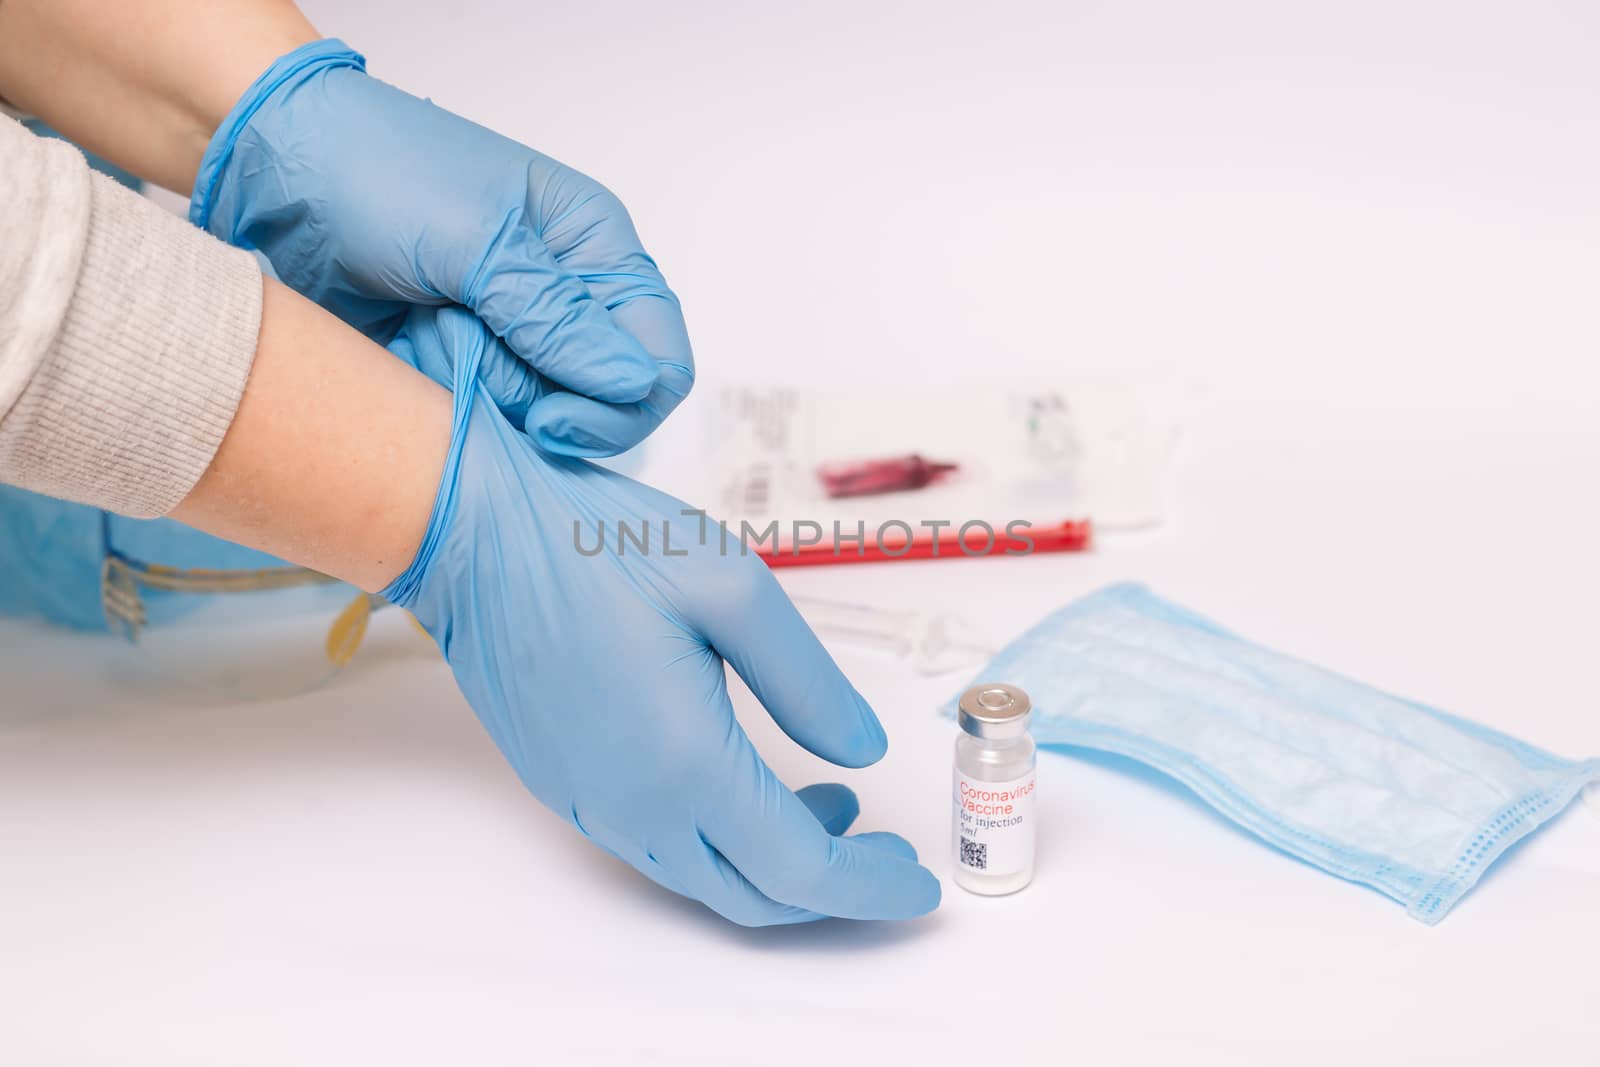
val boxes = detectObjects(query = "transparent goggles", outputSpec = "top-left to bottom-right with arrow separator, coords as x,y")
96,536 -> 435,703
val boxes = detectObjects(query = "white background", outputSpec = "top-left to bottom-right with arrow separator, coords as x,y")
4,1 -> 1599,1063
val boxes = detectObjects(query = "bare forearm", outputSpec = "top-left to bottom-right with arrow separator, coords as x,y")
0,0 -> 317,191
171,279 -> 451,593
1,114 -> 445,594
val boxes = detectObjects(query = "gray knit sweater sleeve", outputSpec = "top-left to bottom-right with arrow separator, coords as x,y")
0,115 -> 261,517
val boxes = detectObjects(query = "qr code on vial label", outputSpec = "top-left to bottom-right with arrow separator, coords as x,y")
960,837 -> 987,870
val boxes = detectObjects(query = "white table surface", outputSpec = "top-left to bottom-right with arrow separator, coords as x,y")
5,2 -> 1599,1063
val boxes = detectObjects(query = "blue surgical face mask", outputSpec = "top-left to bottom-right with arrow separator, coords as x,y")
949,583 -> 1600,923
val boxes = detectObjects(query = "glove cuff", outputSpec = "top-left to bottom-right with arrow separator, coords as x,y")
189,38 -> 367,232
380,326 -> 486,609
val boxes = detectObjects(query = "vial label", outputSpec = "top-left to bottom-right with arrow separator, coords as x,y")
954,769 -> 1036,876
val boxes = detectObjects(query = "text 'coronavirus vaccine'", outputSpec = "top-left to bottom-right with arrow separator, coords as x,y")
953,682 -> 1036,895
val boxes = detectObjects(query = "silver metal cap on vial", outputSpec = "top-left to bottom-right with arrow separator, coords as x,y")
957,683 -> 1032,739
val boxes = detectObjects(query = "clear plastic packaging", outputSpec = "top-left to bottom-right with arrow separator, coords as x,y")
789,596 -> 996,675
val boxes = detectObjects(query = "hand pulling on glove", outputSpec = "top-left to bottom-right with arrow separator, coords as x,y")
383,307 -> 941,926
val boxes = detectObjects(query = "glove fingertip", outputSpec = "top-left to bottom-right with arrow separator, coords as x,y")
529,422 -> 615,458
505,327 -> 656,404
828,692 -> 888,770
823,836 -> 942,919
795,782 -> 860,836
602,355 -> 659,404
904,866 -> 944,916
849,830 -> 920,864
874,862 -> 943,919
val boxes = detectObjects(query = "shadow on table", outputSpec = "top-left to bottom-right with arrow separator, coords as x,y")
2,620 -> 943,947
628,879 -> 946,951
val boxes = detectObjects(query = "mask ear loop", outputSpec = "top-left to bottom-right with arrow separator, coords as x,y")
1584,782 -> 1600,822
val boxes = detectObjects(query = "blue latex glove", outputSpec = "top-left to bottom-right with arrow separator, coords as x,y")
191,39 -> 692,458
383,307 -> 941,925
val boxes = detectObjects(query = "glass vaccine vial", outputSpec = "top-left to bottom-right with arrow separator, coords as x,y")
953,683 -> 1037,895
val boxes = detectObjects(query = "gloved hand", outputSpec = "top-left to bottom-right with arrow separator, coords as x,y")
383,307 -> 941,925
191,39 -> 691,459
